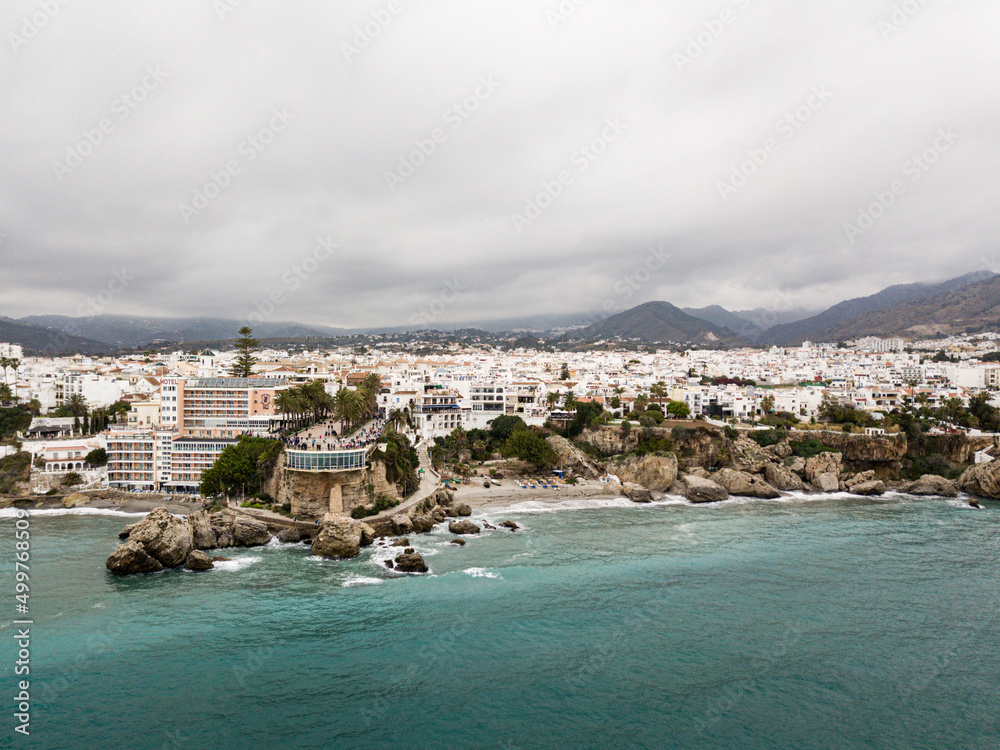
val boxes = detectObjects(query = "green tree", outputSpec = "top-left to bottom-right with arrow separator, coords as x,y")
0,384 -> 11,406
230,326 -> 259,378
559,363 -> 570,380
489,415 -> 527,443
666,400 -> 690,418
85,448 -> 108,467
503,428 -> 557,469
760,395 -> 775,415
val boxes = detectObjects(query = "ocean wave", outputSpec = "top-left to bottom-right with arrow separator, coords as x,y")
342,575 -> 383,587
462,567 -> 501,579
211,557 -> 260,571
0,506 -> 147,519
498,496 -> 687,515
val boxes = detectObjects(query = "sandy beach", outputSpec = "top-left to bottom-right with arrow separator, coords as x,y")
453,478 -> 623,511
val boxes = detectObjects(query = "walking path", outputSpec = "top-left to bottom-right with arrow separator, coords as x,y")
366,441 -> 441,521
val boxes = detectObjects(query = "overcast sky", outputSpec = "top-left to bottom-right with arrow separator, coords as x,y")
2,0 -> 998,329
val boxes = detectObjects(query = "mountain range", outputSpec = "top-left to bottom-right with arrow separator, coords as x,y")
4,269 -> 1000,354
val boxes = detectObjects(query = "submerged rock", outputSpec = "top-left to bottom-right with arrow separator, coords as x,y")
391,537 -> 411,547
500,521 -> 519,531
276,527 -> 306,543
450,538 -> 467,546
106,540 -> 164,576
849,480 -> 885,496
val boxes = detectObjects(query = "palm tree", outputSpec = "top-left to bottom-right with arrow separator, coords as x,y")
66,394 -> 88,434
275,390 -> 300,431
0,356 -> 9,387
0,384 -> 11,406
388,408 -> 407,430
563,390 -> 576,410
634,394 -> 649,413
650,381 -> 667,406
334,388 -> 362,433
9,358 -> 19,402
546,392 -> 559,409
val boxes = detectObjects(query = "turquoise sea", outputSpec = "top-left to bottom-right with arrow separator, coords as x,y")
3,493 -> 999,750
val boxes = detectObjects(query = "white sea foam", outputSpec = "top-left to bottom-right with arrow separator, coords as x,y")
342,575 -> 383,587
211,556 -> 260,572
462,567 -> 501,579
0,506 -> 147,519
499,495 -> 688,515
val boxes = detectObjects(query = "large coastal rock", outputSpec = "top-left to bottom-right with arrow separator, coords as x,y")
903,474 -> 958,497
958,462 -> 1000,499
730,437 -> 773,474
391,514 -> 413,536
713,468 -> 781,499
607,453 -> 678,492
812,472 -> 840,492
127,507 -> 193,568
393,552 -> 429,573
62,492 -> 91,509
448,520 -> 480,535
188,510 -> 218,550
276,527 -> 309,543
185,550 -> 214,571
786,457 -> 807,475
682,474 -> 729,504
411,514 -> 436,533
312,515 -> 365,559
764,462 -> 806,491
546,435 -> 603,478
767,442 -> 793,460
848,480 -> 885,496
622,482 -> 654,503
106,540 -> 164,575
804,452 -> 843,482
231,516 -> 273,547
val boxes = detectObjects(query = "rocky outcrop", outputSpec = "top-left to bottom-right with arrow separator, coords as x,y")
393,552 -> 428,573
622,482 -> 654,503
449,520 -> 480,535
903,474 -> 958,497
713,468 -> 781,499
106,540 -> 164,575
767,442 -> 793,460
607,453 -> 678,492
546,435 -> 603,478
804,452 -> 843,482
188,510 -> 217,550
682,474 -> 729,504
231,516 -> 272,547
62,492 -> 90,508
452,503 -> 472,517
958,462 -> 1000,499
848,480 -> 884,496
277,528 -> 309,543
127,507 -> 193,568
391,514 -> 413,536
812,472 -> 840,492
764,462 -> 806,491
185,550 -> 214,571
500,521 -> 519,531
312,515 -> 366,559
411,515 -> 436,533
729,437 -> 773,475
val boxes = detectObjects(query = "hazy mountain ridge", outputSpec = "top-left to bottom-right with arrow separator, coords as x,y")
0,317 -> 118,356
758,271 -> 994,346
575,301 -> 748,346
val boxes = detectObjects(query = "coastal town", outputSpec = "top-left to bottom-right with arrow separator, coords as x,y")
3,329 -> 1000,497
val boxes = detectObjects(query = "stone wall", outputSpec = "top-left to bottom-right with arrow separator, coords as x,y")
265,452 -> 402,519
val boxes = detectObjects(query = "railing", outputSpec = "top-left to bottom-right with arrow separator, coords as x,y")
285,447 -> 368,472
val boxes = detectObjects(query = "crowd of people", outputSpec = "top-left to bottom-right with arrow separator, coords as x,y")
279,414 -> 389,452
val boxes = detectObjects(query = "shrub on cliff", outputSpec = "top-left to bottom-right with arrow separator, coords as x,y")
789,438 -> 836,459
749,430 -> 785,448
